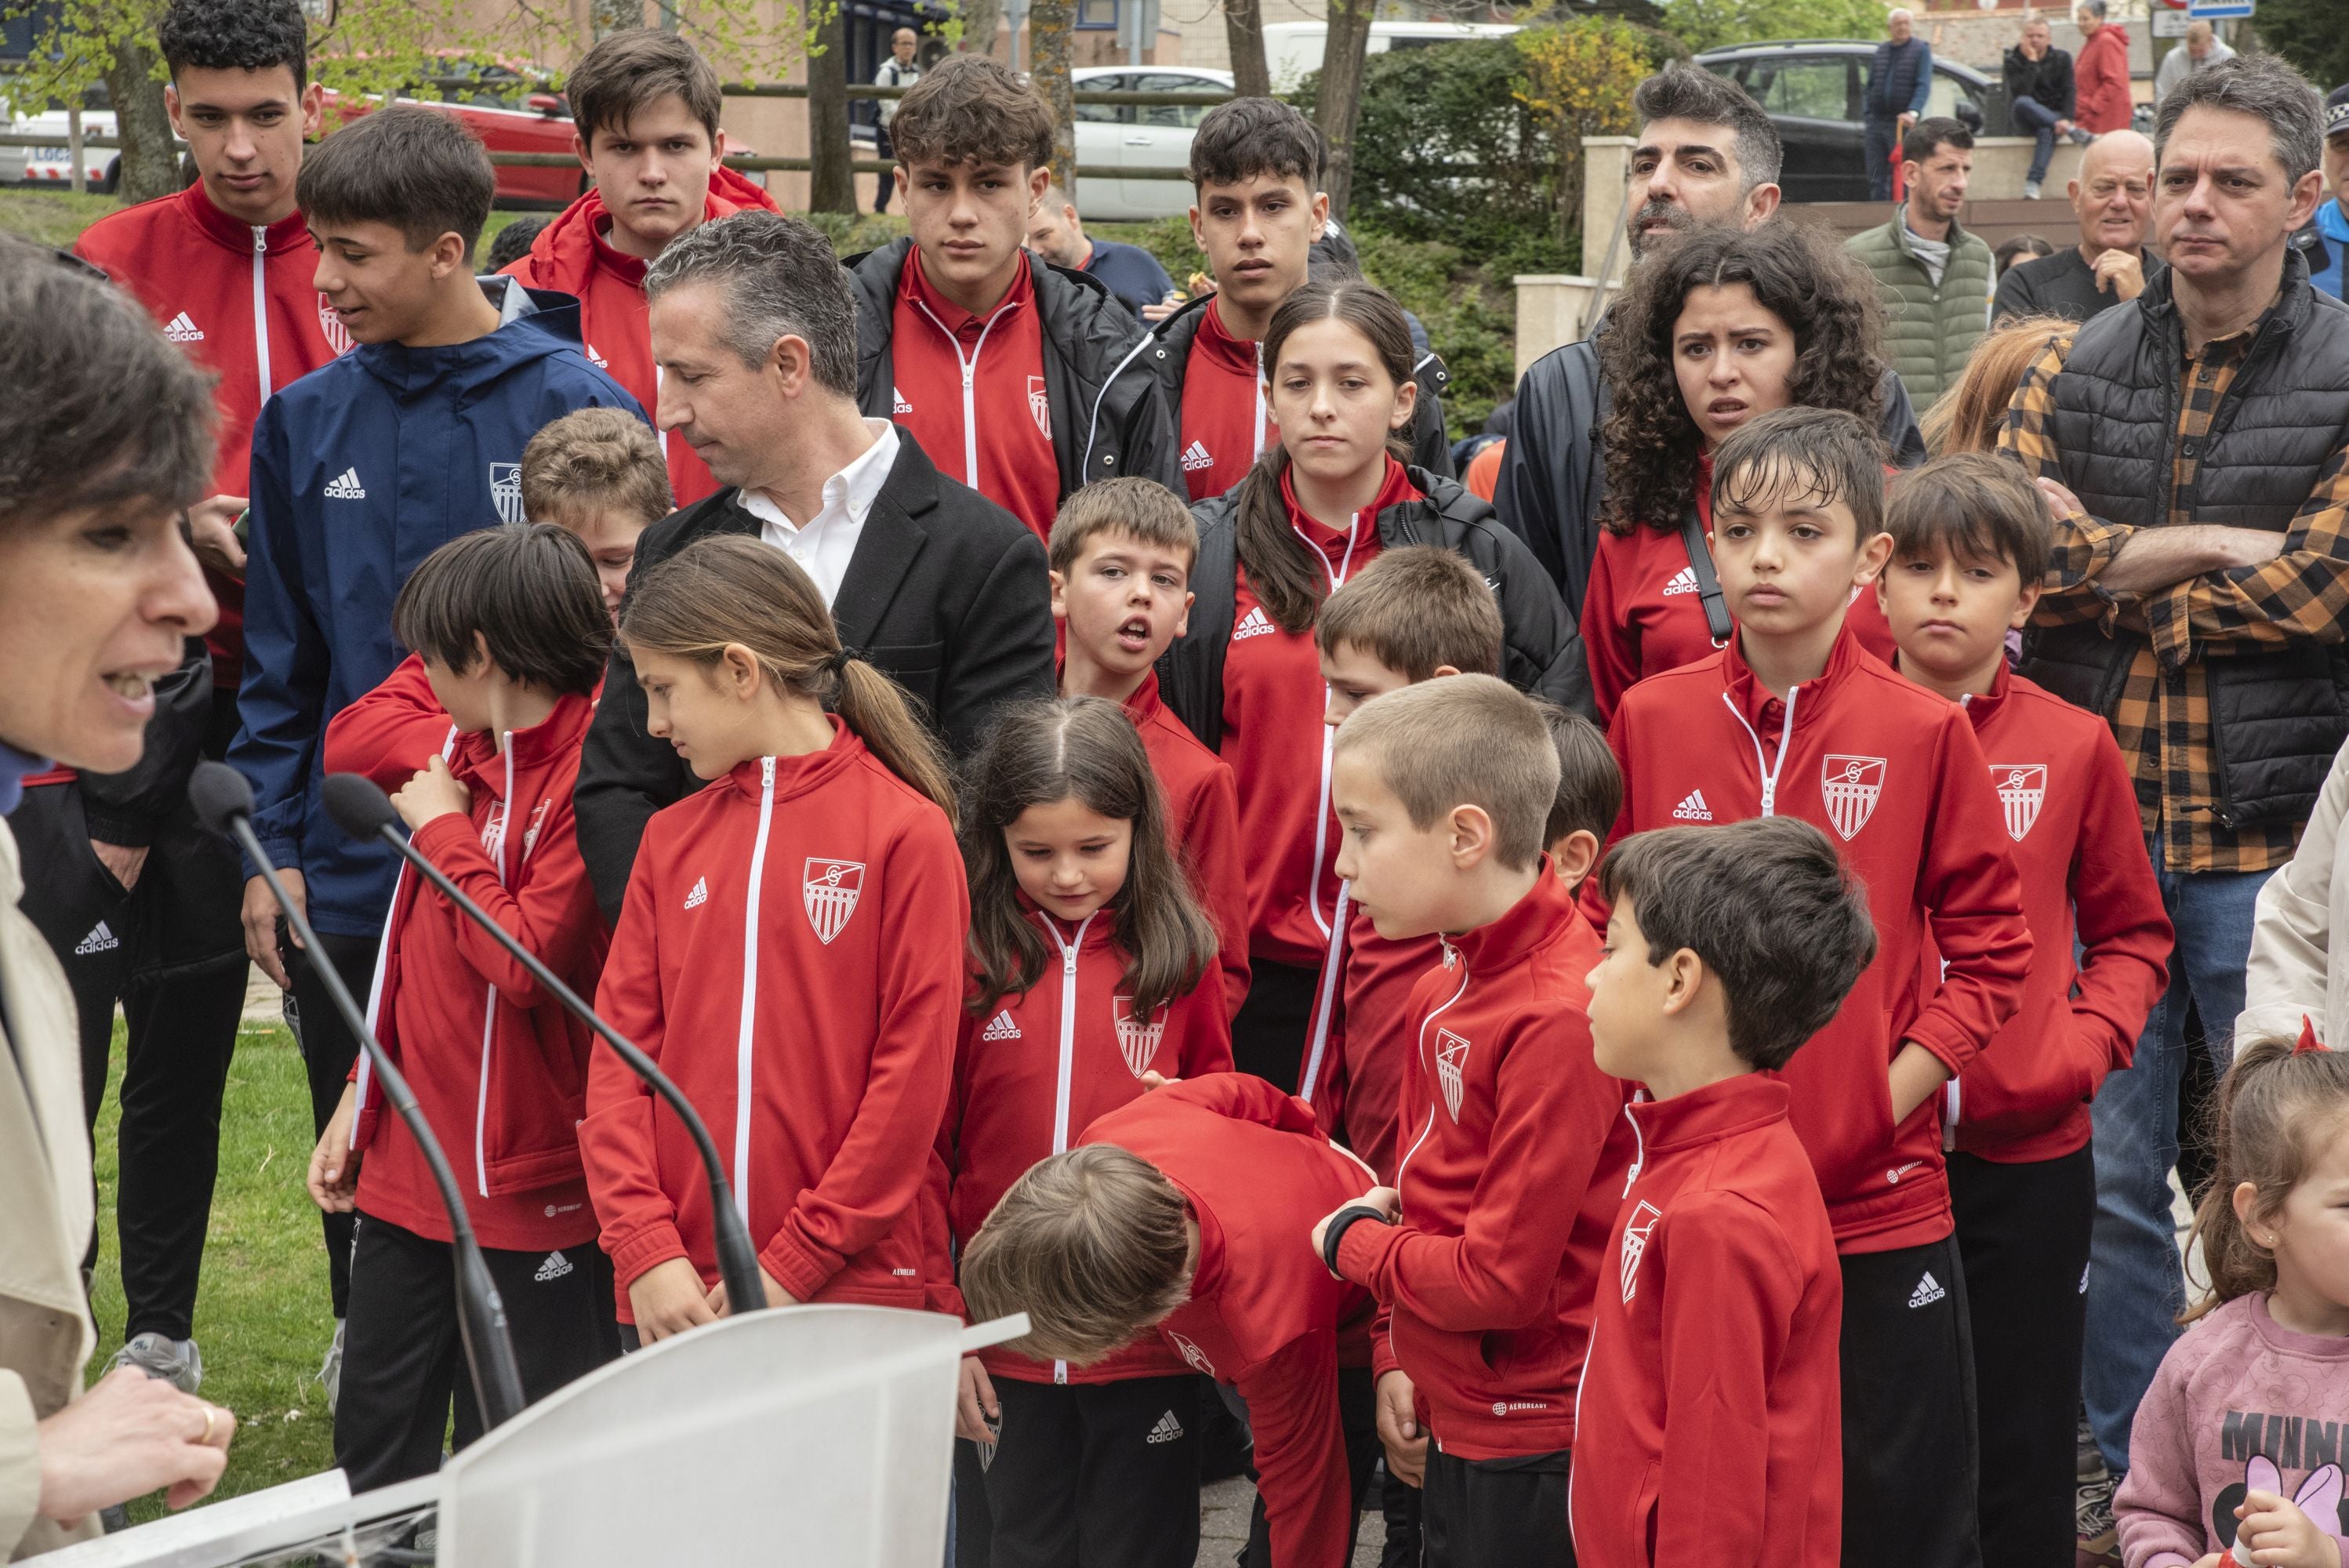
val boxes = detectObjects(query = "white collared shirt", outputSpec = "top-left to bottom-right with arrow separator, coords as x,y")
738,419 -> 899,608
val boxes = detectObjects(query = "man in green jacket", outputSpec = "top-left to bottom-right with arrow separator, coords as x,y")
1846,117 -> 1994,408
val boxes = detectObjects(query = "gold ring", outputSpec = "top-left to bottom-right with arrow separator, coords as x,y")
198,1406 -> 216,1446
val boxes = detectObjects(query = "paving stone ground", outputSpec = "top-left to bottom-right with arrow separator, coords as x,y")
1194,1479 -> 1385,1567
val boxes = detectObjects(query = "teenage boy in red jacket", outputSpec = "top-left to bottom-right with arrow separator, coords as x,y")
1050,478 -> 1249,1018
960,1073 -> 1385,1568
1312,675 -> 1634,1566
500,28 -> 779,511
306,527 -> 620,1490
1572,816 -> 1867,1568
1874,454 -> 2170,1563
1599,406 -> 2032,1568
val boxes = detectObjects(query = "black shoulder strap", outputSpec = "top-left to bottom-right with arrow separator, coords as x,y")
1679,503 -> 1732,645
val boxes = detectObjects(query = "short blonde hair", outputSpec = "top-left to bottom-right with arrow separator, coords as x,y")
1315,545 -> 1502,681
520,407 -> 673,528
958,1144 -> 1193,1364
1334,674 -> 1559,870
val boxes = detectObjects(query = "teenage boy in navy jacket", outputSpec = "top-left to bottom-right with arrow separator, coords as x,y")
1597,407 -> 2031,1568
229,105 -> 639,1345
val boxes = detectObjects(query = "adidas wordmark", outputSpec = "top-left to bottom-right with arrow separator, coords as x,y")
533,1251 -> 575,1283
1908,1271 -> 1946,1309
74,921 -> 120,956
1180,439 -> 1214,473
323,466 -> 367,500
164,311 -> 205,343
1661,564 -> 1698,597
683,877 -> 708,910
1233,606 -> 1276,641
1671,789 -> 1713,822
1145,1410 -> 1185,1444
982,1011 -> 1022,1042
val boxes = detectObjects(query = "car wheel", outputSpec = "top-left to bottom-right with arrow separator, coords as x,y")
97,158 -> 118,194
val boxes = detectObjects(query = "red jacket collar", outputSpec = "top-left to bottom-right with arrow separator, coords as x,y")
1122,672 -> 1167,726
1444,858 -> 1579,975
1955,658 -> 2013,733
1722,619 -> 1867,734
722,717 -> 866,801
180,181 -> 312,256
1196,297 -> 1258,376
1277,457 -> 1419,553
1625,1073 -> 1790,1155
450,688 -> 598,797
516,165 -> 779,291
1019,898 -> 1125,953
901,246 -> 1034,339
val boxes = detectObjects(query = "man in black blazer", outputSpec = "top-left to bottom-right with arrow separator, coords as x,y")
574,209 -> 1055,919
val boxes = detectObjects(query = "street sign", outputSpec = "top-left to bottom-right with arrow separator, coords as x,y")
2187,0 -> 2253,16
2153,9 -> 2190,34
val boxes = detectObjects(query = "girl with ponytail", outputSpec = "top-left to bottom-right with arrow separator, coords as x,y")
2115,1026 -> 2349,1567
580,535 -> 968,1345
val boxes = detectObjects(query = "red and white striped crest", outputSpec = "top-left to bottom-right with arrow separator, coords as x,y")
1820,755 -> 1886,841
1436,1029 -> 1471,1120
1113,995 -> 1168,1078
1992,764 -> 2047,841
802,858 -> 865,944
318,295 -> 354,355
1027,375 -> 1051,439
1620,1201 -> 1662,1302
1168,1330 -> 1215,1377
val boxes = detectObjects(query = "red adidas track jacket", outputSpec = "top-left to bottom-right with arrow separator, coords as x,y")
583,724 -> 966,1312
1124,673 -> 1250,1019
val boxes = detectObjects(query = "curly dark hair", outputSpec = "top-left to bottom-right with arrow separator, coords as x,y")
158,0 -> 309,91
1597,223 -> 1886,534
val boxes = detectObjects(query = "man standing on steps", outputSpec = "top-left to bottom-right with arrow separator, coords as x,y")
1846,117 -> 1995,411
53,0 -> 347,1406
1864,8 -> 1933,203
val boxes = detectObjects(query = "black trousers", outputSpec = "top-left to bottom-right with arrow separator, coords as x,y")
286,926 -> 383,1319
1239,1364 -> 1383,1568
1419,1442 -> 1573,1568
1839,1234 -> 1982,1568
13,764 -> 247,1345
332,1211 -> 621,1491
953,1373 -> 1202,1568
1951,1146 -> 2094,1568
1229,958 -> 1320,1094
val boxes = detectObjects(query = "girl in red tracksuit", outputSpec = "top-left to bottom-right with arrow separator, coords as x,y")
934,695 -> 1230,1568
307,526 -> 620,1490
583,535 -> 965,1345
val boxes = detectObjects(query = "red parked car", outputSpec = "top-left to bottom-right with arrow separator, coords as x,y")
327,57 -> 586,209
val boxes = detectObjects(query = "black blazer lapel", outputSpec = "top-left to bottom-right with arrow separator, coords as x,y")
830,437 -> 939,650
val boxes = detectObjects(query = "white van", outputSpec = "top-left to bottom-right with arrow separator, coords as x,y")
1258,20 -> 1521,94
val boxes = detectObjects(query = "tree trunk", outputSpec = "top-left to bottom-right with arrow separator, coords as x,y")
1312,0 -> 1374,218
960,0 -> 1005,60
1222,0 -> 1269,99
1028,0 -> 1077,198
101,35 -> 176,205
808,2 -> 855,214
591,0 -> 645,39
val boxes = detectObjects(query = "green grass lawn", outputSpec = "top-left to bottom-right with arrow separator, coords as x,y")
86,1020 -> 339,1525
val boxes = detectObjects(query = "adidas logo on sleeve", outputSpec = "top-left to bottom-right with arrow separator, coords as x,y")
1908,1271 -> 1946,1308
1661,564 -> 1699,597
1145,1410 -> 1185,1444
74,920 -> 120,956
982,1011 -> 1022,1041
1670,789 -> 1713,822
683,876 -> 708,910
1233,605 -> 1276,641
163,311 -> 205,343
1180,439 -> 1214,473
323,467 -> 367,500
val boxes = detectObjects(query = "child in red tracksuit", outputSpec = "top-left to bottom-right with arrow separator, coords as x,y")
1050,478 -> 1249,1018
1572,817 -> 1866,1568
307,526 -> 620,1490
583,535 -> 965,1341
934,696 -> 1231,1568
1599,408 -> 2032,1568
961,1074 -> 1385,1568
1311,675 -> 1634,1567
1875,455 -> 2171,1563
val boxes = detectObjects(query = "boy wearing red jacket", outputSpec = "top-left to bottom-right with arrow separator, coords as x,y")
1599,407 -> 2032,1567
1312,676 -> 1635,1566
1050,479 -> 1250,1018
1573,817 -> 1868,1568
1875,455 -> 2171,1563
961,1074 -> 1385,1568
307,527 -> 620,1490
500,29 -> 779,513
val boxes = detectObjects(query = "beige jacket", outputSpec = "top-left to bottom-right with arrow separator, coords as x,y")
0,815 -> 99,1558
2239,737 -> 2349,1054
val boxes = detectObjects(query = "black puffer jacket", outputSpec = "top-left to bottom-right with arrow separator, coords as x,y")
1156,466 -> 1592,751
2002,45 -> 2075,123
2020,251 -> 2349,829
846,238 -> 1184,495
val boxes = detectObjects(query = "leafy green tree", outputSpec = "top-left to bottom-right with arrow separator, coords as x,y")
1656,0 -> 1889,56
2249,0 -> 2349,100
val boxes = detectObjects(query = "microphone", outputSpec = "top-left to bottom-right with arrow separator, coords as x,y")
190,761 -> 527,1428
321,771 -> 771,1318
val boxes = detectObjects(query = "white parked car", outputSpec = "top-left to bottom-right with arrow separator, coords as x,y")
6,86 -> 120,191
1258,20 -> 1521,94
1069,64 -> 1232,223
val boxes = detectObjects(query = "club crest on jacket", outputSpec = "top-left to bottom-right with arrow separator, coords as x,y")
1820,754 -> 1886,841
803,858 -> 865,944
1436,1029 -> 1471,1120
1167,1330 -> 1215,1377
1113,995 -> 1167,1078
1619,1200 -> 1662,1303
318,294 -> 354,355
1027,375 -> 1051,440
490,463 -> 526,525
1992,764 -> 2046,842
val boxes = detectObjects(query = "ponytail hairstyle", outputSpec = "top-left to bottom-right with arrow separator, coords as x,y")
2182,1027 -> 2349,1323
1231,279 -> 1420,635
958,697 -> 1219,1020
619,535 -> 957,827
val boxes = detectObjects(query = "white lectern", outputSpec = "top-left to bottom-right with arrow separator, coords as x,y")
44,1305 -> 1023,1568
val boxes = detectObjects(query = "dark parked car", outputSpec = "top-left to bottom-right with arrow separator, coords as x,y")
1695,41 -> 2004,204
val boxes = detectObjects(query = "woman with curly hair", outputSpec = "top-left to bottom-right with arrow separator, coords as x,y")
1582,224 -> 1898,723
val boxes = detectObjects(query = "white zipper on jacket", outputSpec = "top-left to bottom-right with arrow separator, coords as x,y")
1719,683 -> 1799,817
913,296 -> 1016,488
251,227 -> 273,405
1619,1091 -> 1650,1196
472,741 -> 517,1198
1301,507 -> 1367,942
1392,938 -> 1472,1195
1037,908 -> 1098,1385
732,758 -> 778,1225
354,725 -> 461,1123
1081,329 -> 1157,480
1251,341 -> 1267,463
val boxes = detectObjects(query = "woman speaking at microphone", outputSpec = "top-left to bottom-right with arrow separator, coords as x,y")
0,237 -> 237,1555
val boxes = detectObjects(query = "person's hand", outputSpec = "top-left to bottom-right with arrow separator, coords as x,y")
629,1258 -> 719,1344
2223,531 -> 2287,571
2056,117 -> 2075,136
185,494 -> 248,579
2035,475 -> 2087,526
954,1356 -> 1000,1444
1888,1041 -> 1951,1125
1138,1070 -> 1178,1092
307,1083 -> 360,1214
36,1367 -> 235,1521
92,840 -> 149,893
2092,246 -> 2146,301
1140,291 -> 1183,323
706,1265 -> 796,1316
1374,1370 -> 1426,1487
1897,111 -> 1918,132
2234,1489 -> 2344,1566
2187,1555 -> 2226,1568
390,756 -> 471,832
242,870 -> 304,990
1308,1187 -> 1399,1272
